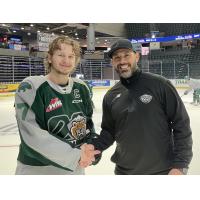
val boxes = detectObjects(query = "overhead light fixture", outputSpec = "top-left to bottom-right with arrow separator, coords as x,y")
30,24 -> 34,27
27,32 -> 31,36
37,30 -> 40,33
75,33 -> 78,36
13,30 -> 16,33
61,30 -> 64,33
21,27 -> 24,30
46,27 -> 50,30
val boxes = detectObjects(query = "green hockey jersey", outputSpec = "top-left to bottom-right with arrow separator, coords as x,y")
15,75 -> 97,172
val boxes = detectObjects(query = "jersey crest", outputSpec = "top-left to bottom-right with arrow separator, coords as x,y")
47,112 -> 88,147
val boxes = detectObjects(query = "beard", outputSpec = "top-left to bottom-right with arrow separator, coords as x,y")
116,61 -> 137,78
51,65 -> 76,76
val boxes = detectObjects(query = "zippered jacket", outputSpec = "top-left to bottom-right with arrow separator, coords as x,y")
93,69 -> 193,174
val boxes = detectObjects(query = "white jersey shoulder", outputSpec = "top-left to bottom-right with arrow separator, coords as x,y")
22,75 -> 46,90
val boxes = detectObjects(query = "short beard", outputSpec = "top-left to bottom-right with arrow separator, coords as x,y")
51,66 -> 76,76
120,70 -> 133,78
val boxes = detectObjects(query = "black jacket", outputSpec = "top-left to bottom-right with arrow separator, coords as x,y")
93,68 -> 193,174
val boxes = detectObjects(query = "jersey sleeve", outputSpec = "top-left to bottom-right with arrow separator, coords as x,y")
15,77 -> 81,171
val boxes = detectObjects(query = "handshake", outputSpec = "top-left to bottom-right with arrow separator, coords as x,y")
79,143 -> 101,168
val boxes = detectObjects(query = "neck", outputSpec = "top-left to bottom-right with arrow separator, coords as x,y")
47,72 -> 69,85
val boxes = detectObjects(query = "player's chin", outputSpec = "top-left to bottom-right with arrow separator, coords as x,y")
62,68 -> 74,75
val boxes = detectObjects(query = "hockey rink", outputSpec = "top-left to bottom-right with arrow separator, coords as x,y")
0,88 -> 199,175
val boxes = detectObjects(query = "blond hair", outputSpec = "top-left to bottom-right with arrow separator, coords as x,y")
44,36 -> 81,73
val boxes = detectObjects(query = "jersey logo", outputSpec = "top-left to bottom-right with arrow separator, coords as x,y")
46,97 -> 62,112
47,113 -> 89,147
72,89 -> 82,103
72,99 -> 83,103
68,115 -> 87,140
74,89 -> 80,98
116,93 -> 121,98
139,94 -> 152,104
18,82 -> 32,92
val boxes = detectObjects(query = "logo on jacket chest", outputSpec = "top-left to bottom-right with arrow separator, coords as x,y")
139,94 -> 152,104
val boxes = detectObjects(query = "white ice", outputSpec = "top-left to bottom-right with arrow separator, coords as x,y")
0,88 -> 199,175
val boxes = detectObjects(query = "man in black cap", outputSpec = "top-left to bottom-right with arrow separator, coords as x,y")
91,38 -> 193,175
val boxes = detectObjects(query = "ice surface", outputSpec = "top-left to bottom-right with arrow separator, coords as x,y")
0,88 -> 199,174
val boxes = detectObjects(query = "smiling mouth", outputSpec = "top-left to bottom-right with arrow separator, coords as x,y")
119,65 -> 129,71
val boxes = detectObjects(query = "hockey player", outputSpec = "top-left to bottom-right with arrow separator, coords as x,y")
184,78 -> 200,105
14,36 -> 100,175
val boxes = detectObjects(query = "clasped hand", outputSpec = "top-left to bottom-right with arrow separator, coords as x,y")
79,143 -> 101,168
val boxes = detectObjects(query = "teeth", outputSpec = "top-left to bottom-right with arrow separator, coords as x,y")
120,65 -> 128,69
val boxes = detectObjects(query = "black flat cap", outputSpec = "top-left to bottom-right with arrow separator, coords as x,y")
108,39 -> 136,58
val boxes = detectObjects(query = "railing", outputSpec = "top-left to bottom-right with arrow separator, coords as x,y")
0,55 -> 200,83
0,56 -> 45,83
143,60 -> 190,79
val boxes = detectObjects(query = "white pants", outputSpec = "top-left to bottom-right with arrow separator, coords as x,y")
15,161 -> 85,175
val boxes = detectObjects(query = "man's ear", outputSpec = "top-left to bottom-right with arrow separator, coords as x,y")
135,52 -> 140,63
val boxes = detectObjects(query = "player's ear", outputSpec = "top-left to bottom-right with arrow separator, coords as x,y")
47,54 -> 52,63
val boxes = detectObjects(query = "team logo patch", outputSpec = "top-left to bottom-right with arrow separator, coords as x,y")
18,82 -> 32,92
47,112 -> 89,147
68,115 -> 87,140
46,97 -> 62,112
139,94 -> 152,104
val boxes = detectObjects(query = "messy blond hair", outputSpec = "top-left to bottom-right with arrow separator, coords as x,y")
44,36 -> 81,73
